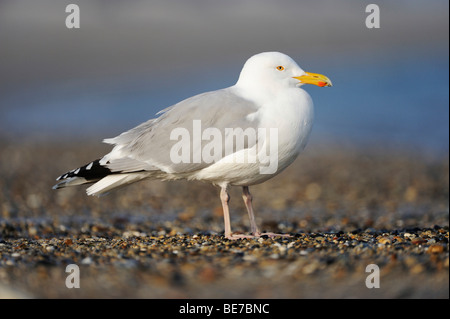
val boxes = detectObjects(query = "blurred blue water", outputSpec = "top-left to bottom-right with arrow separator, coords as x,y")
311,52 -> 449,155
1,52 -> 448,156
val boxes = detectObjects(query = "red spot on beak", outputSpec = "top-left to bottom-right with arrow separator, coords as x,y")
317,81 -> 326,87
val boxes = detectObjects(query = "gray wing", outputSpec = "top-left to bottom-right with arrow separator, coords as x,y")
102,88 -> 261,174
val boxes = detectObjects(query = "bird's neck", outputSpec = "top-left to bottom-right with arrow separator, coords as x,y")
231,83 -> 285,107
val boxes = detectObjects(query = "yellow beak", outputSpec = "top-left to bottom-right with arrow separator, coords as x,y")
293,72 -> 332,87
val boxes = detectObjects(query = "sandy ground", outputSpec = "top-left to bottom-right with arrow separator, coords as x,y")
0,140 -> 448,299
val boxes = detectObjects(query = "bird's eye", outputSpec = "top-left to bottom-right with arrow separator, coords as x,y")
276,66 -> 285,71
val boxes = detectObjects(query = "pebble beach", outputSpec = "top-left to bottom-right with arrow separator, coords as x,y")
0,140 -> 448,298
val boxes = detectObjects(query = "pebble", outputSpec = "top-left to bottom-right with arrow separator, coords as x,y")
0,219 -> 447,299
428,245 -> 444,254
45,245 -> 55,252
302,262 -> 319,275
0,142 -> 447,298
378,237 -> 391,245
81,257 -> 93,265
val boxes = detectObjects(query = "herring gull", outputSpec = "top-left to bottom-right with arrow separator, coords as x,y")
53,52 -> 332,239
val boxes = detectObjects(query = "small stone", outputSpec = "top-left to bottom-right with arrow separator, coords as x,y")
410,264 -> 424,274
378,237 -> 391,245
305,183 -> 322,201
198,267 -> 216,282
243,254 -> 257,262
28,226 -> 37,236
45,245 -> 55,252
5,259 -> 15,266
302,262 -> 318,275
428,245 -> 444,254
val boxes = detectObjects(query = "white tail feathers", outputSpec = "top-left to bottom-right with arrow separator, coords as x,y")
86,173 -> 149,196
52,177 -> 89,190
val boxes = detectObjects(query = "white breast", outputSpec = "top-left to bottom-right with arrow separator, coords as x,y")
192,87 -> 314,187
258,87 -> 314,170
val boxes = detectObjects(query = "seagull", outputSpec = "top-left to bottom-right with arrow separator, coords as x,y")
53,52 -> 332,240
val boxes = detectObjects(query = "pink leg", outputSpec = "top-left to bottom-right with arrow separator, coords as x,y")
220,186 -> 232,238
221,186 -> 254,240
242,186 -> 291,238
221,186 -> 291,240
242,186 -> 261,236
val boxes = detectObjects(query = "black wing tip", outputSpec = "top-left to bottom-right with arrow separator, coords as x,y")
56,173 -> 68,181
55,159 -> 112,182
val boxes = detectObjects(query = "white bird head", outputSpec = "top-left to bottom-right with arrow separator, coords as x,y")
236,52 -> 332,92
